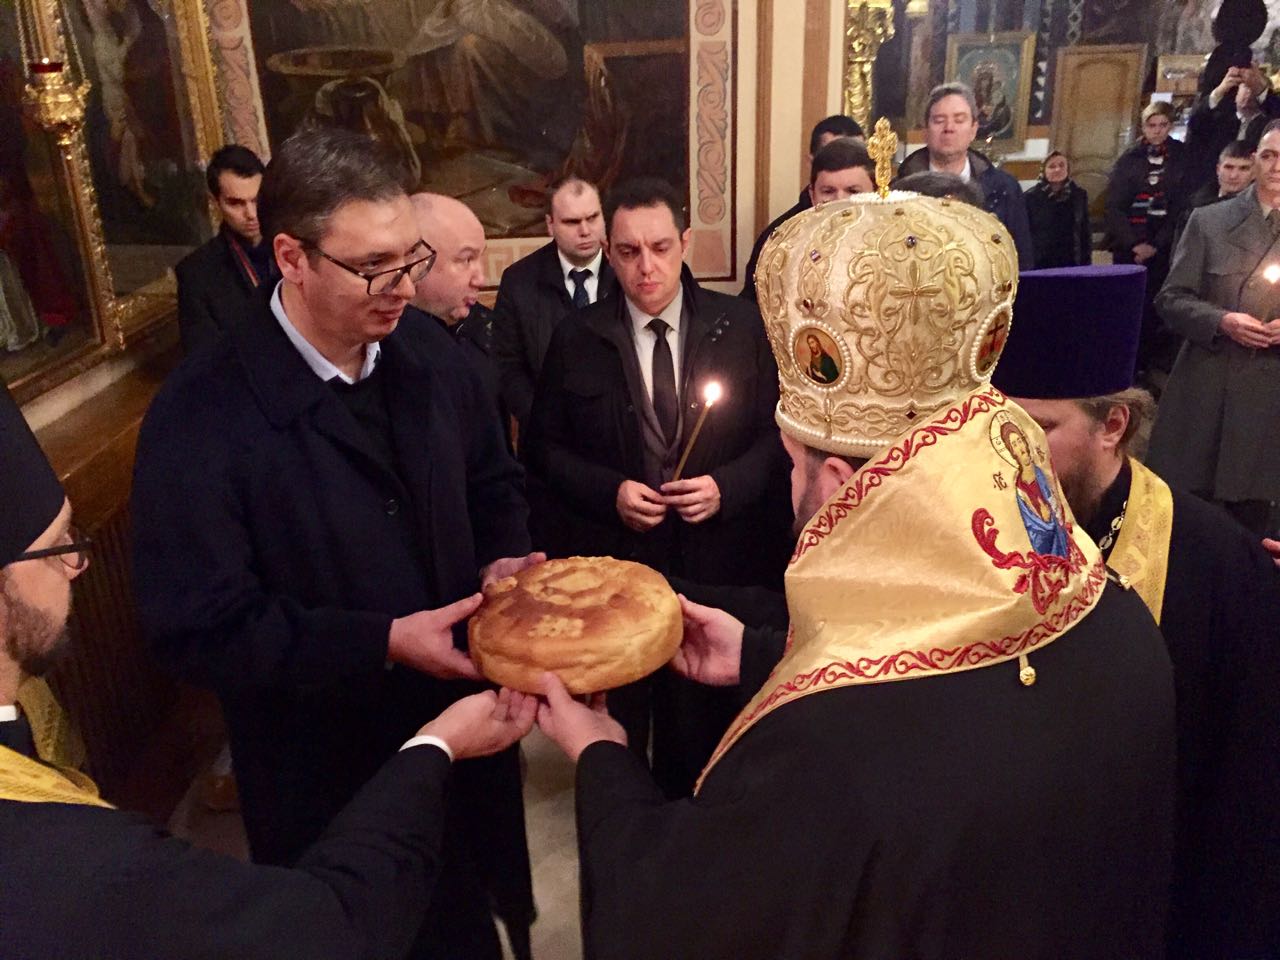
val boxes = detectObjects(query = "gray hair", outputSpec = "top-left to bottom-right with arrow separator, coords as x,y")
925,82 -> 978,125
258,126 -> 411,246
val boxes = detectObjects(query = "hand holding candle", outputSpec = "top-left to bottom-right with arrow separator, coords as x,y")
662,381 -> 724,525
672,381 -> 722,481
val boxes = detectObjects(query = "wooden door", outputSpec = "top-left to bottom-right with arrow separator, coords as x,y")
1051,44 -> 1149,225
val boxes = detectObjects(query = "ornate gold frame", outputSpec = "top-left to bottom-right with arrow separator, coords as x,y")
10,0 -> 224,403
843,0 -> 895,134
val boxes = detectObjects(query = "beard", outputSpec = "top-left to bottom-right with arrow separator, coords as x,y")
1055,461 -> 1107,530
2,578 -> 70,678
792,468 -> 829,538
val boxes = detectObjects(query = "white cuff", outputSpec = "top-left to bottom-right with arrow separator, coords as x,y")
400,734 -> 454,761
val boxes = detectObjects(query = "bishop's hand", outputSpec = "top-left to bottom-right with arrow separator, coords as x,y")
670,595 -> 744,686
536,672 -> 627,762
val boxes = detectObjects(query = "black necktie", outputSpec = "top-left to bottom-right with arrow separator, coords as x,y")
569,268 -> 592,309
648,318 -> 678,445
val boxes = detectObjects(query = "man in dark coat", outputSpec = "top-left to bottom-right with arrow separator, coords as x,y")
995,264 -> 1280,960
175,145 -> 272,355
739,114 -> 863,304
535,192 -> 1174,960
1149,123 -> 1280,537
132,128 -> 540,959
524,177 -> 791,797
491,176 -> 615,434
0,379 -> 538,960
1172,138 -> 1254,250
1183,64 -> 1278,194
897,81 -> 1035,268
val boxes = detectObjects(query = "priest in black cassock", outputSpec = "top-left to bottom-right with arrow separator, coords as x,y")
992,264 -> 1280,960
536,185 -> 1177,958
0,380 -> 537,959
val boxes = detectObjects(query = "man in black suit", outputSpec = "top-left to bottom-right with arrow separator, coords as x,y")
0,379 -> 537,960
174,145 -> 271,355
492,175 -> 614,433
133,127 -> 540,959
524,177 -> 792,797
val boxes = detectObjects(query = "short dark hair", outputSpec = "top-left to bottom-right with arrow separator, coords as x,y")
258,127 -> 410,246
892,171 -> 985,208
809,138 -> 875,187
546,175 -> 599,213
809,115 -> 865,155
206,145 -> 265,197
604,177 -> 687,233
925,82 -> 978,125
1219,139 -> 1255,161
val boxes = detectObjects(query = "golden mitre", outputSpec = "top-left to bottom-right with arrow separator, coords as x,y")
754,128 -> 1018,457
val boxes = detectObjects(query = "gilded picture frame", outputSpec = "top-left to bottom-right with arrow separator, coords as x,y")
3,0 -> 224,403
944,31 -> 1036,156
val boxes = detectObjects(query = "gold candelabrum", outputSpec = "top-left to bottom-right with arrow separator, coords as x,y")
23,60 -> 90,146
844,0 -> 896,134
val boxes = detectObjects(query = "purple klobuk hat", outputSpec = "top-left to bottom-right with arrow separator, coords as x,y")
992,264 -> 1147,400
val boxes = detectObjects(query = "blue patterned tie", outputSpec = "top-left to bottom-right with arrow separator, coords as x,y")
569,268 -> 592,308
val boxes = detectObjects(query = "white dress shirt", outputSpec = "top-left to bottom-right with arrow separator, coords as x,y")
0,704 -> 17,722
399,734 -> 453,760
558,248 -> 603,303
270,281 -> 381,384
625,289 -> 683,404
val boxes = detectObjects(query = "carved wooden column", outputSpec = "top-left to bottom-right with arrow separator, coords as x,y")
844,0 -> 896,132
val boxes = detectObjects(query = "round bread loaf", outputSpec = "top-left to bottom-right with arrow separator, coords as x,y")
468,556 -> 682,694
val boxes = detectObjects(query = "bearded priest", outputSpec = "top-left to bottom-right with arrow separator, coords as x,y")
536,186 -> 1177,959
992,264 -> 1280,960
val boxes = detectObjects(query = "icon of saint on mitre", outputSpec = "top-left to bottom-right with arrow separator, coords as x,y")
989,412 -> 1069,557
794,327 -> 842,385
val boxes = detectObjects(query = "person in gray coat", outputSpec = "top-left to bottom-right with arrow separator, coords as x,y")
1148,121 -> 1280,536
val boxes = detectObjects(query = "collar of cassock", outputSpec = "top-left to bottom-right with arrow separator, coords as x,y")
0,677 -> 107,807
698,389 -> 1106,790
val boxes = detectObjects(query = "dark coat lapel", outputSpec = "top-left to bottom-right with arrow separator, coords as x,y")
1224,185 -> 1275,260
534,242 -> 574,307
234,303 -> 409,501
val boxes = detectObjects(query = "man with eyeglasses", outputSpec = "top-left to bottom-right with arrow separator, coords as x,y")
131,126 -> 540,959
0,380 -> 538,958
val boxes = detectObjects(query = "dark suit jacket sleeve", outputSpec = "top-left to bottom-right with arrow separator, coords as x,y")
525,325 -> 630,524
1153,208 -> 1226,348
491,271 -> 536,427
1105,159 -> 1138,253
709,315 -> 785,521
457,347 -> 533,565
1004,180 -> 1036,270
132,396 -> 392,694
100,746 -> 452,960
176,260 -> 221,356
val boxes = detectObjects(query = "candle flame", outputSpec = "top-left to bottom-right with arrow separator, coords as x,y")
703,381 -> 722,405
1265,264 -> 1280,284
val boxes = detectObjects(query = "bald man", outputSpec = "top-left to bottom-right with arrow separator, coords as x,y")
411,193 -> 487,324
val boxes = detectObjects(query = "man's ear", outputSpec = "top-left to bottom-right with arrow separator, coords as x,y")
545,214 -> 554,238
274,233 -> 308,285
819,456 -> 857,501
1098,403 -> 1131,454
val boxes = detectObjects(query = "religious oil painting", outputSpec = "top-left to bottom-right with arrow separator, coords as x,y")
945,32 -> 1036,156
64,0 -> 214,294
209,0 -> 739,282
989,412 -> 1068,558
794,327 -> 842,386
0,3 -> 93,385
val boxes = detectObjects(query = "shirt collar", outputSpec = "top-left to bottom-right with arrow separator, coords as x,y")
929,154 -> 972,183
625,286 -> 684,337
557,247 -> 603,281
0,704 -> 17,722
270,281 -> 380,385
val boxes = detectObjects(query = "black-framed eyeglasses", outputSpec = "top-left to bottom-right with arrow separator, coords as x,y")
12,527 -> 93,573
307,240 -> 437,296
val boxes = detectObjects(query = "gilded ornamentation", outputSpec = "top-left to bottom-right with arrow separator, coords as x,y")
758,186 -> 1017,458
865,117 -> 897,198
22,73 -> 89,146
843,0 -> 895,132
695,41 -> 729,225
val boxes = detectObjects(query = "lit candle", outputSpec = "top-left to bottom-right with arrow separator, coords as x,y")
1265,264 -> 1280,322
672,381 -> 722,481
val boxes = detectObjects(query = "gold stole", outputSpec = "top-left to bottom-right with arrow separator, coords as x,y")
0,677 -> 108,807
1107,458 -> 1174,625
697,390 -> 1106,792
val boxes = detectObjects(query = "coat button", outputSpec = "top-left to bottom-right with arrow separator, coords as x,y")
385,498 -> 399,516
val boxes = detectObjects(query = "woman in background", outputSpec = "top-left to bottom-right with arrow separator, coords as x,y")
1024,151 -> 1092,268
